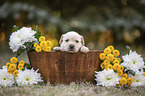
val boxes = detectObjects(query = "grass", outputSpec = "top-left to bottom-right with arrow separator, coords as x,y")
0,82 -> 145,96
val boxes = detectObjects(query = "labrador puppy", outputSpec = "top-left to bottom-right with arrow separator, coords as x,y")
53,31 -> 89,53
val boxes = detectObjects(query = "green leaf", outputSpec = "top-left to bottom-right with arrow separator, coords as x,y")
24,63 -> 32,69
16,49 -> 25,57
127,70 -> 135,76
34,25 -> 41,41
120,60 -> 124,63
13,25 -> 20,32
143,68 -> 145,72
126,46 -> 130,54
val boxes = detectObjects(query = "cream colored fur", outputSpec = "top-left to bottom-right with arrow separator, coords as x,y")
53,31 -> 89,53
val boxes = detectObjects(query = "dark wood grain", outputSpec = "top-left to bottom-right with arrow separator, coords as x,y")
27,50 -> 102,84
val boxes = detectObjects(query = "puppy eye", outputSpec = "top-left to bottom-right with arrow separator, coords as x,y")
76,40 -> 79,43
65,39 -> 69,42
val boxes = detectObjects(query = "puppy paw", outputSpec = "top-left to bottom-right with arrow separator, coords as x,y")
53,47 -> 61,51
80,46 -> 89,53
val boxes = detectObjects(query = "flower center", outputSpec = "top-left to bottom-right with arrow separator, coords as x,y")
107,78 -> 111,80
26,78 -> 29,81
133,61 -> 136,64
3,78 -> 6,80
136,80 -> 139,82
107,76 -> 111,80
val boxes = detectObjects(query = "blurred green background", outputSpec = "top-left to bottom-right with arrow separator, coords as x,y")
0,0 -> 145,67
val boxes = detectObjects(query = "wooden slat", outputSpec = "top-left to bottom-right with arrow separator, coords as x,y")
27,50 -> 102,84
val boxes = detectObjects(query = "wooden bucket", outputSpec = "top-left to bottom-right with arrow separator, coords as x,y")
27,50 -> 102,84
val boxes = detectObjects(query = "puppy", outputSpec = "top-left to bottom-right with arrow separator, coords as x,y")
53,31 -> 89,53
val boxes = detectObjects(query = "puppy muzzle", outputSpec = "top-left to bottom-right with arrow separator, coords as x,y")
69,44 -> 75,51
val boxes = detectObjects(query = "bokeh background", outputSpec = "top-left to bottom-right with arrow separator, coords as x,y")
0,0 -> 145,67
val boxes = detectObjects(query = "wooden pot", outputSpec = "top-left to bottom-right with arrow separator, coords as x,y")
27,50 -> 102,84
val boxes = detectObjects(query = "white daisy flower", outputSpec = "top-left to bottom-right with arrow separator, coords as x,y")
129,72 -> 145,87
9,27 -> 37,52
95,69 -> 120,87
9,31 -> 25,52
16,68 -> 43,86
121,50 -> 144,73
17,27 -> 37,42
0,66 -> 15,86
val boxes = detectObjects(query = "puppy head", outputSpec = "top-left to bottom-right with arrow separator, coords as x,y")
59,31 -> 85,52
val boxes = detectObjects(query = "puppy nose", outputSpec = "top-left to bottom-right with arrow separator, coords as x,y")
69,44 -> 74,49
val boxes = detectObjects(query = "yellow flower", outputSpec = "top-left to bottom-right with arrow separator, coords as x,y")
107,45 -> 114,52
106,54 -> 114,61
19,60 -> 25,65
45,46 -> 51,52
35,46 -> 42,52
6,62 -> 11,68
10,57 -> 18,63
100,63 -> 106,69
40,41 -> 47,48
106,64 -> 113,70
39,36 -> 45,42
34,43 -> 39,47
116,84 -> 121,87
113,59 -> 120,64
9,64 -> 16,71
18,64 -> 24,70
103,60 -> 110,65
117,70 -> 123,76
122,73 -> 128,78
104,48 -> 111,55
117,58 -> 121,62
99,53 -> 106,60
127,77 -> 133,85
118,65 -> 124,70
7,69 -> 13,74
119,77 -> 127,85
113,50 -> 120,57
13,70 -> 19,77
42,47 -> 46,51
144,73 -> 145,77
46,40 -> 52,47
113,64 -> 120,70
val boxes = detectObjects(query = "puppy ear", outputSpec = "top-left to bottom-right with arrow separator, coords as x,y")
59,35 -> 64,44
81,36 -> 85,46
